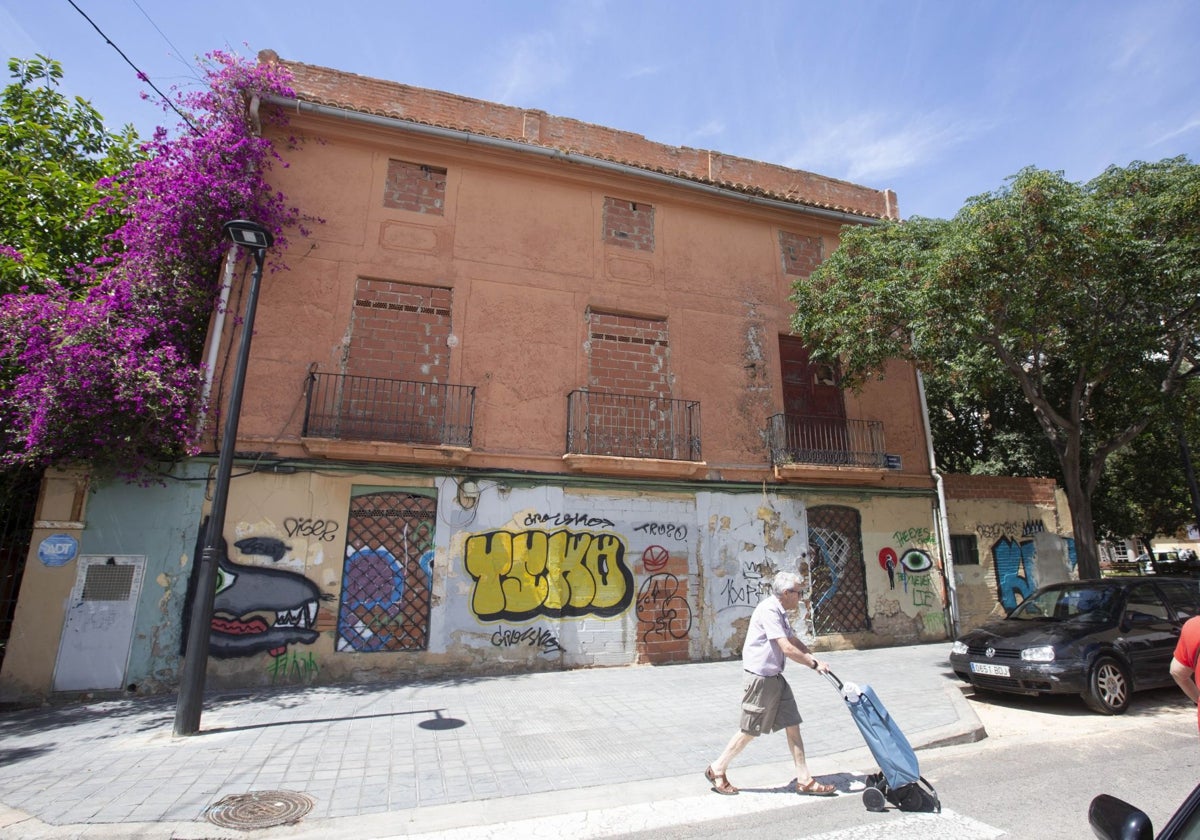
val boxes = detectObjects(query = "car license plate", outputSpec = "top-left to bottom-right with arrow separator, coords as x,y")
970,662 -> 1010,677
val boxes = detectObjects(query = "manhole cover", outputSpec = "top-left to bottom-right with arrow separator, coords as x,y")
204,790 -> 315,829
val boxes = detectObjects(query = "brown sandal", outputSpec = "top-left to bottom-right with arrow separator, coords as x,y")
705,765 -> 739,795
797,777 -> 837,796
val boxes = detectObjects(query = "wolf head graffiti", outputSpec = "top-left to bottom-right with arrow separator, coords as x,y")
183,524 -> 329,659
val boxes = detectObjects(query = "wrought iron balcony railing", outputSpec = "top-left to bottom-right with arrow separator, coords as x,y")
303,371 -> 475,448
566,390 -> 701,462
767,413 -> 885,468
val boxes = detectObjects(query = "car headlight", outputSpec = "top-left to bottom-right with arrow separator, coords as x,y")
1022,645 -> 1055,662
951,641 -> 968,655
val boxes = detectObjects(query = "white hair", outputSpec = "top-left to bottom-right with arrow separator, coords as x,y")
771,571 -> 802,596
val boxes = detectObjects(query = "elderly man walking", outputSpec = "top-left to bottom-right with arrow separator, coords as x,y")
704,570 -> 836,796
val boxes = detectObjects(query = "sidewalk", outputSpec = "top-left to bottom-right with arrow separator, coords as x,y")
0,642 -> 982,839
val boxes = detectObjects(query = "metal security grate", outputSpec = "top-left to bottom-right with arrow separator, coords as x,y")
82,562 -> 136,601
808,505 -> 869,635
337,492 -> 436,652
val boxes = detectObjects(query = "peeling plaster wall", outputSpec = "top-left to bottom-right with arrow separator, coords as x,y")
696,490 -> 807,657
0,463 -> 207,704
2,469 -> 951,701
943,480 -> 1075,633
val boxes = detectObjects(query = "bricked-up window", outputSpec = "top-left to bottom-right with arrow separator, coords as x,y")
603,197 -> 655,252
384,159 -> 447,215
347,280 -> 452,382
779,230 -> 823,276
951,534 -> 980,566
587,311 -> 669,396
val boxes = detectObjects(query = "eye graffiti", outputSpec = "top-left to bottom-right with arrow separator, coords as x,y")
900,549 -> 933,573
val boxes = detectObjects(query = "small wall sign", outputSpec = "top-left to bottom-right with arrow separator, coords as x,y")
38,533 -> 78,567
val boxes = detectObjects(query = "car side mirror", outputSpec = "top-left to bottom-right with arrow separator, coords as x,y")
1088,793 -> 1153,840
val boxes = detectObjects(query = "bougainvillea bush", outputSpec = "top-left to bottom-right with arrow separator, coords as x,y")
0,51 -> 303,478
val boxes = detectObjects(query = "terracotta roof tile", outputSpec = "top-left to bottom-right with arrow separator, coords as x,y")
259,51 -> 898,221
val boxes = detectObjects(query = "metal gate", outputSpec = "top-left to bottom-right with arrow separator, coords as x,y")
336,491 -> 436,652
0,468 -> 40,671
808,504 -> 870,635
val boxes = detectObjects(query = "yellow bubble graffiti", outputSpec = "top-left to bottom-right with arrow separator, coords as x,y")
465,529 -> 634,621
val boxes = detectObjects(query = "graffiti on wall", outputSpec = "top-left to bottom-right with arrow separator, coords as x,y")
637,571 -> 692,642
523,511 -> 615,529
719,557 -> 776,611
992,536 -> 1037,612
490,626 -> 564,654
892,527 -> 934,547
182,528 -> 330,660
464,529 -> 633,621
977,519 -> 1046,541
284,517 -> 340,542
632,521 -> 689,542
267,650 -> 319,684
908,571 -> 938,608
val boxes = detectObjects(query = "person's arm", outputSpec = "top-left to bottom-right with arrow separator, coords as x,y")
1171,657 -> 1199,703
777,635 -> 829,673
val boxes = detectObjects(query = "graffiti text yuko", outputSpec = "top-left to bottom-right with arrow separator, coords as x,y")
465,529 -> 633,621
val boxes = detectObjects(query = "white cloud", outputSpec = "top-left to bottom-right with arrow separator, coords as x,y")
0,7 -> 36,62
1151,115 -> 1200,148
623,64 -> 660,80
490,0 -> 610,105
779,111 -> 980,182
688,120 -> 725,142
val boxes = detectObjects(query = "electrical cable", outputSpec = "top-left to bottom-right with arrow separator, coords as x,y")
65,0 -> 202,136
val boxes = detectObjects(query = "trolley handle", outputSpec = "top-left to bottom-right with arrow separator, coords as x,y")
822,669 -> 844,692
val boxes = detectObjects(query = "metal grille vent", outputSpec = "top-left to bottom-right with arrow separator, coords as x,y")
82,562 -> 135,601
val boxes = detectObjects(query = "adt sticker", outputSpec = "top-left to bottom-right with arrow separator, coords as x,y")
38,533 -> 78,566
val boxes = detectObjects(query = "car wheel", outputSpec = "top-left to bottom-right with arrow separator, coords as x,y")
1083,655 -> 1131,715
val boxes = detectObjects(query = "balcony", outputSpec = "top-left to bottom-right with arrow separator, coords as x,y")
564,390 -> 706,479
301,371 -> 475,463
767,414 -> 886,471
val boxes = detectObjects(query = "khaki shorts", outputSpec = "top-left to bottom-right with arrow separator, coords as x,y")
740,671 -> 802,735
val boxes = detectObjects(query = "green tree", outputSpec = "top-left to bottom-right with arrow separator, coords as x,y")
0,55 -> 142,293
791,158 -> 1200,580
1091,381 -> 1200,553
922,351 -> 1060,478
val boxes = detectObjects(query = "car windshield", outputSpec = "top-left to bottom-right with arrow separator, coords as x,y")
1010,586 -> 1118,622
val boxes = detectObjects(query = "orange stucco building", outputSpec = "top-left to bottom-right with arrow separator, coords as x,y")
1,52 -> 968,702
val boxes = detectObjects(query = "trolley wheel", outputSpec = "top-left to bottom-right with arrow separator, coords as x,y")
863,786 -> 888,812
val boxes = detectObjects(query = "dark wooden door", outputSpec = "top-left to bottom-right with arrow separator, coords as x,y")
779,336 -> 844,419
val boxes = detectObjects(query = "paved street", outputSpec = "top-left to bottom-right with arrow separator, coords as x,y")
0,642 -> 980,838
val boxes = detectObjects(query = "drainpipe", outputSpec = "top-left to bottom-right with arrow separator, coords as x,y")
917,368 -> 959,638
198,245 -> 239,433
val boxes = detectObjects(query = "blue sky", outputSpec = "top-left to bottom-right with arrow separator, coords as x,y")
2,0 -> 1198,220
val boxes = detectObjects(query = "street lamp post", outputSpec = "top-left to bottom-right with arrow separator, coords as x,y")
174,220 -> 274,736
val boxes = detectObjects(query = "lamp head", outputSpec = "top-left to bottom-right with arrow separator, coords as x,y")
223,219 -> 274,250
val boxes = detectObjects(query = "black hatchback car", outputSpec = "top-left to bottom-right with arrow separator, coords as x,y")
949,577 -> 1200,714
